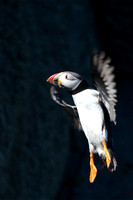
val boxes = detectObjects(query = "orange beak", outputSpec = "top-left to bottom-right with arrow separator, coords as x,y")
47,73 -> 61,85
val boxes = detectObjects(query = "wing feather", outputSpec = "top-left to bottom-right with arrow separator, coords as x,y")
91,51 -> 117,124
50,86 -> 82,131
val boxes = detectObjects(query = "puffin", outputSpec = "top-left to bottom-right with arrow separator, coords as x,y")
47,52 -> 117,183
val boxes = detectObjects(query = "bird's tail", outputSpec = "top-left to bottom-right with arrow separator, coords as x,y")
100,149 -> 117,172
108,149 -> 117,172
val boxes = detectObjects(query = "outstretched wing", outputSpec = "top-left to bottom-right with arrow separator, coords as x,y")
50,86 -> 82,131
91,51 -> 117,124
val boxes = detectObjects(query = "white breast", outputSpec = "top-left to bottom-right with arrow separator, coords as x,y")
72,89 -> 106,146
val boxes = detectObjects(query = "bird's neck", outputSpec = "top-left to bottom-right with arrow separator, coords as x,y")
68,80 -> 90,95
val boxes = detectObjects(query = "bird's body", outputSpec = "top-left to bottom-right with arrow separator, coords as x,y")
47,51 -> 117,183
72,89 -> 107,155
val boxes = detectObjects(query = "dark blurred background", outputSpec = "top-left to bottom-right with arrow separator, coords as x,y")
0,0 -> 133,199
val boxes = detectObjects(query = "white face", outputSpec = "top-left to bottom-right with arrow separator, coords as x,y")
57,72 -> 83,91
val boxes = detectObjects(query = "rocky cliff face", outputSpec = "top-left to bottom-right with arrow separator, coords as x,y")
0,0 -> 133,199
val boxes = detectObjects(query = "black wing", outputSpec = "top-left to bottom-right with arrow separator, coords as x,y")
50,86 -> 82,131
91,51 -> 117,124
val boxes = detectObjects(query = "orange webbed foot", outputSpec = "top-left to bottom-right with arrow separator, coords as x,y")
89,153 -> 97,183
102,141 -> 111,168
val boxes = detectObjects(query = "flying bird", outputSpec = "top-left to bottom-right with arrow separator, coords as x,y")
47,52 -> 117,183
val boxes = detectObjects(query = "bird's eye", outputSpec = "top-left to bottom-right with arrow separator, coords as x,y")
65,74 -> 68,79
